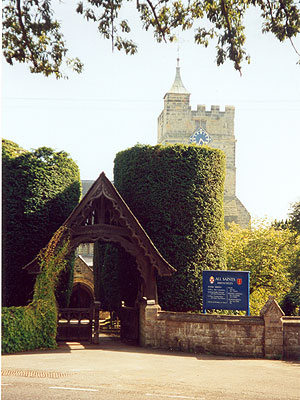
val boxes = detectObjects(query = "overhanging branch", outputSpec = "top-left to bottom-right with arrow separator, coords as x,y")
16,0 -> 39,69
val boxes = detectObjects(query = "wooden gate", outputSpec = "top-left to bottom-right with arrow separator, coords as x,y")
57,303 -> 138,344
120,306 -> 139,343
57,308 -> 94,342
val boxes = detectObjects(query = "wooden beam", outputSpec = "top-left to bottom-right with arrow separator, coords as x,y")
71,224 -> 129,237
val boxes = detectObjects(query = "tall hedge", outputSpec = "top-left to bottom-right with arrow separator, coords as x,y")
93,242 -> 138,311
113,144 -> 226,311
2,140 -> 81,306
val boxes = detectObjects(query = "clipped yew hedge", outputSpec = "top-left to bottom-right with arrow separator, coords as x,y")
113,144 -> 226,311
2,140 -> 80,306
93,242 -> 138,311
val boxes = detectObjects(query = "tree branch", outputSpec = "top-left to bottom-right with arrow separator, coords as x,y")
221,0 -> 232,33
16,0 -> 39,69
111,0 -> 114,51
266,0 -> 276,27
145,0 -> 167,42
278,0 -> 300,58
220,0 -> 242,74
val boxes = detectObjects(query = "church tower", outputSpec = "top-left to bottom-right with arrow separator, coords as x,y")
157,60 -> 250,228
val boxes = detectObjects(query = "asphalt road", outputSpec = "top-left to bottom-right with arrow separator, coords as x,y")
2,338 -> 300,400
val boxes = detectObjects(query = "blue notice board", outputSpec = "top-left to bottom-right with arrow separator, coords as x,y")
203,270 -> 250,315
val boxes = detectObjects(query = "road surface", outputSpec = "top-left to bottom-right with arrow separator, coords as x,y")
2,339 -> 300,399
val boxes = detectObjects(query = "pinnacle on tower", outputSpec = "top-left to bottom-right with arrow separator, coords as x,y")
168,59 -> 189,94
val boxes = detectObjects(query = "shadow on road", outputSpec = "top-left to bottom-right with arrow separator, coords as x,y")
3,337 -> 299,366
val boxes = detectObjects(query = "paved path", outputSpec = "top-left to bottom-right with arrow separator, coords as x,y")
2,339 -> 300,399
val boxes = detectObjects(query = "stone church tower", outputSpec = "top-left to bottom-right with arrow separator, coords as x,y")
157,60 -> 250,228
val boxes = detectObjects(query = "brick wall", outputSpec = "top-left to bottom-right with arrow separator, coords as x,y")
139,297 -> 300,360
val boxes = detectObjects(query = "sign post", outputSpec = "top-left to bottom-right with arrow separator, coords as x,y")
203,270 -> 250,315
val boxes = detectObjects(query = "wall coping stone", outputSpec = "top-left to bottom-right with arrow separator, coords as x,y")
260,296 -> 284,317
157,311 -> 264,325
282,316 -> 300,321
282,319 -> 300,327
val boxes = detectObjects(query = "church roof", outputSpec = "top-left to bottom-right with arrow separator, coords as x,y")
168,59 -> 189,94
81,180 -> 94,198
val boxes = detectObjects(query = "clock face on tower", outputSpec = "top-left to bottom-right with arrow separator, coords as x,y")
188,128 -> 212,145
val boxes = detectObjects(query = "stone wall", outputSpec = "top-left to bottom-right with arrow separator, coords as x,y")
73,255 -> 94,295
139,297 -> 300,360
283,317 -> 300,360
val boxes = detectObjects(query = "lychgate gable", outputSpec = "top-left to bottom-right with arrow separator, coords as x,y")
25,172 -> 175,301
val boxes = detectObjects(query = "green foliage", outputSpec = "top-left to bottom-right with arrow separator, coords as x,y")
1,139 -> 27,158
2,227 -> 70,354
2,0 -> 83,79
289,201 -> 300,234
93,241 -> 138,310
281,281 -> 300,316
2,139 -> 81,306
225,220 -> 300,315
273,201 -> 300,233
2,306 -> 41,354
272,201 -> 300,314
101,244 -> 122,312
2,1 -> 299,77
93,241 -> 106,302
285,203 -> 300,314
93,241 -> 121,310
118,248 -> 139,308
113,144 -> 226,311
55,251 -> 75,308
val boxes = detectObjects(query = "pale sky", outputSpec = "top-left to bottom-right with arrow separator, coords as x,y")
2,2 -> 300,222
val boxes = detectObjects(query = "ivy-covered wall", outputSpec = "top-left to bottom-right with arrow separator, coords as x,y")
2,139 -> 81,306
55,251 -> 76,308
2,228 -> 69,354
113,144 -> 226,311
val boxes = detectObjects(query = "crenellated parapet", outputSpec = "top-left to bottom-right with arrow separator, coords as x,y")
193,104 -> 235,115
157,62 -> 250,228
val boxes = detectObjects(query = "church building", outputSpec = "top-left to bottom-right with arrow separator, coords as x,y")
157,60 -> 250,228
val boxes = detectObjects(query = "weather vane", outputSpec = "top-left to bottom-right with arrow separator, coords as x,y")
173,33 -> 187,66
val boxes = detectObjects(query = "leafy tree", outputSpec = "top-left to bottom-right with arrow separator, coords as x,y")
2,0 -> 300,78
2,139 -> 81,306
2,0 -> 83,79
281,271 -> 300,316
278,201 -> 300,315
289,201 -> 300,234
225,220 -> 300,315
273,201 -> 300,233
